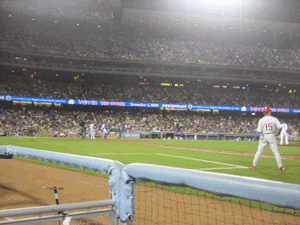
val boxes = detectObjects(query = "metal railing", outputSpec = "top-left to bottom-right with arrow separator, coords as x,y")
0,200 -> 118,225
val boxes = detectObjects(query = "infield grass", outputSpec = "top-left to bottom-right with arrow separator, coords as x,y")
0,137 -> 299,184
129,139 -> 300,155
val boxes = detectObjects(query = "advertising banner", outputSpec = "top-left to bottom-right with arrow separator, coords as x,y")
0,95 -> 298,114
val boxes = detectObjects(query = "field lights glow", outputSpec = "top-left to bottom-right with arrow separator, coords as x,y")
182,0 -> 241,12
185,0 -> 240,6
202,0 -> 239,5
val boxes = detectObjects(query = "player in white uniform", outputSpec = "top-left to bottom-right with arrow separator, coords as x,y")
252,107 -> 285,171
292,129 -> 298,142
280,123 -> 289,145
101,123 -> 108,139
89,121 -> 95,140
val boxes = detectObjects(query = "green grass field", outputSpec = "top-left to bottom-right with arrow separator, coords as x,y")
1,136 -> 300,216
1,137 -> 299,184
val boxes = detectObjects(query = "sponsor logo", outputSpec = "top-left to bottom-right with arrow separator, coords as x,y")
188,104 -> 193,110
78,100 -> 97,105
110,102 -> 125,106
6,96 -> 12,101
68,99 -> 75,105
162,104 -> 187,109
100,101 -> 110,106
0,96 -> 4,100
249,107 -> 290,113
275,108 -> 289,113
193,105 -> 211,109
250,107 -> 264,112
293,109 -> 300,113
241,106 -> 247,111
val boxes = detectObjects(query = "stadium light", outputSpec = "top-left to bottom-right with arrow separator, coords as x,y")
202,0 -> 239,5
184,0 -> 240,7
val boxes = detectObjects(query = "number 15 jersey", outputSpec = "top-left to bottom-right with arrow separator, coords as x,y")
257,116 -> 282,134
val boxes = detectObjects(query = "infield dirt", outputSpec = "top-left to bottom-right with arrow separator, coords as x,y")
1,158 -> 300,225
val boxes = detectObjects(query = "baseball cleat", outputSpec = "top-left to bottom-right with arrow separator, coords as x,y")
251,165 -> 256,170
278,167 -> 285,171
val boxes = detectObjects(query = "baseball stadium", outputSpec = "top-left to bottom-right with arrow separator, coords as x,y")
0,0 -> 300,224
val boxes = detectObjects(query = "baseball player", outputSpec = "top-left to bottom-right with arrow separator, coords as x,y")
251,107 -> 285,171
280,123 -> 289,145
292,129 -> 299,142
90,121 -> 95,140
101,123 -> 108,139
80,121 -> 86,139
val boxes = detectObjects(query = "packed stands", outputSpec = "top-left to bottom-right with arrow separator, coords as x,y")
1,75 -> 299,108
1,0 -> 112,21
1,21 -> 300,71
1,106 -> 299,137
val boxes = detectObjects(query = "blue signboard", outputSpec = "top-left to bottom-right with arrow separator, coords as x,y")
0,95 -> 299,114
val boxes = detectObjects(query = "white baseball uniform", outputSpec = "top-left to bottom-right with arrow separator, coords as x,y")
101,124 -> 108,139
292,130 -> 298,142
252,115 -> 283,168
90,123 -> 95,140
280,123 -> 288,145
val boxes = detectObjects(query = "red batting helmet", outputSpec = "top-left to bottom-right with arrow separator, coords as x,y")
92,121 -> 95,123
263,107 -> 272,114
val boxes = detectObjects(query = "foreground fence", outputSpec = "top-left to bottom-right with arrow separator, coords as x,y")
1,145 -> 300,225
0,200 -> 115,225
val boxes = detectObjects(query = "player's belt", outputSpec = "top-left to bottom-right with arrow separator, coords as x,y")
264,133 -> 274,135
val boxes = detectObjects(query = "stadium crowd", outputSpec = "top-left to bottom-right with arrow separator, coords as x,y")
8,57 -> 300,84
1,0 -> 112,21
1,107 -> 299,138
0,1 -> 299,139
1,76 -> 299,108
1,22 -> 300,71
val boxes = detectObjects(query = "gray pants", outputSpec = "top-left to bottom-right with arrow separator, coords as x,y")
90,130 -> 95,140
253,134 -> 282,167
280,131 -> 289,145
81,127 -> 86,139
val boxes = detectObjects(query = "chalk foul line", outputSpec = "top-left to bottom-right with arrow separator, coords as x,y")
157,153 -> 248,168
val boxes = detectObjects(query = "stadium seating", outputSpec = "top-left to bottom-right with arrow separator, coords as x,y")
1,107 -> 299,137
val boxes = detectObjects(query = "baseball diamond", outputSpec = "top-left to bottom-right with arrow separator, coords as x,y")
1,0 -> 300,223
1,138 -> 300,225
